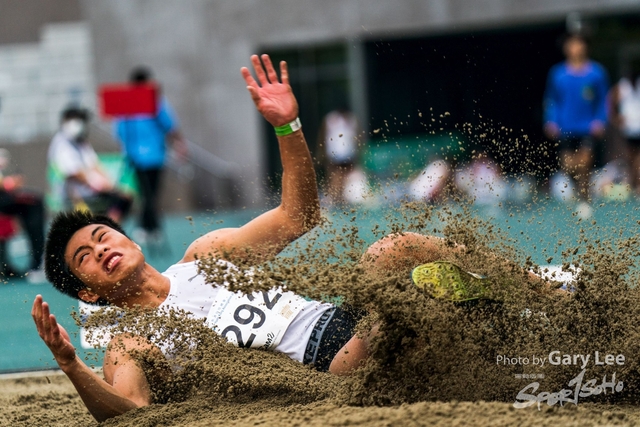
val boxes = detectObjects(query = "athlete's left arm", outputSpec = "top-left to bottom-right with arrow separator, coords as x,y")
182,55 -> 321,265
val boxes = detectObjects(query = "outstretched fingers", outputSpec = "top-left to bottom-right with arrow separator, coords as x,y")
241,54 -> 296,126
32,295 -> 45,335
280,61 -> 289,86
32,296 -> 75,367
261,54 -> 279,84
241,67 -> 261,104
250,54 -> 269,86
31,294 -> 41,320
49,314 -> 63,342
241,66 -> 258,89
243,54 -> 286,87
32,296 -> 58,344
41,301 -> 53,340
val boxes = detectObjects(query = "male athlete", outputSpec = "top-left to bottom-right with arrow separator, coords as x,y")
32,54 -> 471,422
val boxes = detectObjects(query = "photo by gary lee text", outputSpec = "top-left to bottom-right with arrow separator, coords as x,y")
496,351 -> 625,369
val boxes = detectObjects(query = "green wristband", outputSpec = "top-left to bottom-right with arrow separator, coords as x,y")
274,117 -> 302,136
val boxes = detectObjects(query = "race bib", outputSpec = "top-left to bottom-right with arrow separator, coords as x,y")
206,287 -> 306,351
78,301 -> 121,349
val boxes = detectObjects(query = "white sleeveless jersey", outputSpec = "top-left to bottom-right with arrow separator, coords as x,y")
619,78 -> 640,138
324,111 -> 359,163
158,260 -> 333,362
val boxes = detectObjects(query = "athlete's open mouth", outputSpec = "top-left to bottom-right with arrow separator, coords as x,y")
103,253 -> 122,273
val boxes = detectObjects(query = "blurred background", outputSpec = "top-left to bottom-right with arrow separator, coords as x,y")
0,0 -> 639,209
1,0 -> 640,373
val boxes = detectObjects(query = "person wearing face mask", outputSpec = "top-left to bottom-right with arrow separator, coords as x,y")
47,106 -> 132,223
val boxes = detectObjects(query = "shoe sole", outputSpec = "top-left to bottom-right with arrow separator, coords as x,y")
411,261 -> 491,302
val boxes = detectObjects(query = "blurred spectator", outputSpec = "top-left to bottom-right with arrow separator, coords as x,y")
610,73 -> 640,193
408,159 -> 451,203
48,106 -> 132,222
590,159 -> 630,201
454,154 -> 507,206
544,33 -> 609,214
0,148 -> 45,279
113,67 -> 187,242
317,107 -> 362,205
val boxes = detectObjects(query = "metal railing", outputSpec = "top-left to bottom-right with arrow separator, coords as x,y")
92,122 -> 241,181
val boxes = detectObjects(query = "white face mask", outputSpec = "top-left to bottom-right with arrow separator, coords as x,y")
62,119 -> 86,141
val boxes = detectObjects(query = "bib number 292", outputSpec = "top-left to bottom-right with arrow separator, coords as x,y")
220,291 -> 281,348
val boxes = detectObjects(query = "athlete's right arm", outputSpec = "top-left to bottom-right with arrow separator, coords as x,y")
181,55 -> 321,265
32,295 -> 150,421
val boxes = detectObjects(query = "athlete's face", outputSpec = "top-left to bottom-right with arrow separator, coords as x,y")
65,224 -> 145,302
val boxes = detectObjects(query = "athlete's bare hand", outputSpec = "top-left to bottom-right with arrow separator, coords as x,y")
32,295 -> 76,368
241,54 -> 298,127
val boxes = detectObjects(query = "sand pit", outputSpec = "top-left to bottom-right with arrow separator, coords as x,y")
1,372 -> 639,426
0,373 -> 93,426
17,199 -> 635,427
13,113 -> 640,426
8,204 -> 640,427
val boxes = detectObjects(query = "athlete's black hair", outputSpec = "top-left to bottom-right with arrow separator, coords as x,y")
44,210 -> 127,306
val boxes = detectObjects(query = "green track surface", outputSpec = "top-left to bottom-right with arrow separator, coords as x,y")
0,200 -> 636,373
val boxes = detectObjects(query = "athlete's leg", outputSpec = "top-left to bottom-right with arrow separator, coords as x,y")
327,233 -> 456,375
334,233 -> 563,374
329,324 -> 379,375
360,232 -> 456,274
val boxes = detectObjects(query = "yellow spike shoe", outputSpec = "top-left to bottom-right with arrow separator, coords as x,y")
411,261 -> 491,302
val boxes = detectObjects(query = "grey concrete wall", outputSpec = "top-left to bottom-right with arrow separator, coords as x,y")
81,0 -> 640,209
0,0 -> 81,44
82,0 -> 261,209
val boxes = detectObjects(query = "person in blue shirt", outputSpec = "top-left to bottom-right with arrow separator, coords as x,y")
114,67 -> 187,241
544,34 -> 609,207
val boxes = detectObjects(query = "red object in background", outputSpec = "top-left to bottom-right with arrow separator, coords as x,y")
98,83 -> 158,118
0,215 -> 16,240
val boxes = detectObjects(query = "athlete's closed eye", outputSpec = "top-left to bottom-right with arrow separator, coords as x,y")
98,231 -> 107,242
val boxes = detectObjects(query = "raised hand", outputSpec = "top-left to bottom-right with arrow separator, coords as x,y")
241,54 -> 299,127
32,295 -> 76,368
